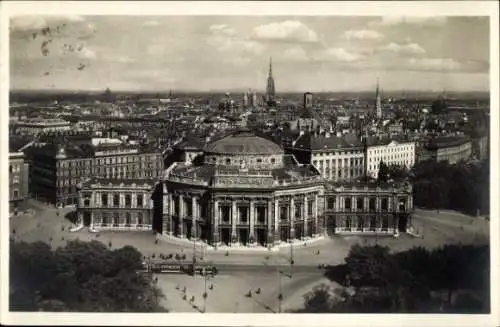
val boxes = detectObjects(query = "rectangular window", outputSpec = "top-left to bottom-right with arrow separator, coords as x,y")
280,206 -> 288,221
327,197 -> 336,209
357,197 -> 364,211
137,194 -> 143,207
381,198 -> 388,211
369,197 -> 376,211
125,194 -> 131,207
295,204 -> 301,218
114,194 -> 120,207
102,194 -> 108,206
344,197 -> 351,211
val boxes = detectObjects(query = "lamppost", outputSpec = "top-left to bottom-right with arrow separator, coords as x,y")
202,268 -> 208,313
289,224 -> 294,277
192,222 -> 197,277
392,185 -> 398,235
276,255 -> 283,314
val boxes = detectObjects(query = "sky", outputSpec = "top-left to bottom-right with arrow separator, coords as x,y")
9,15 -> 490,92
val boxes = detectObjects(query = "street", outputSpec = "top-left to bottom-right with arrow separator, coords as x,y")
8,199 -> 490,312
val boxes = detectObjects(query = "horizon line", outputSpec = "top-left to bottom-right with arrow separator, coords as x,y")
9,88 -> 491,94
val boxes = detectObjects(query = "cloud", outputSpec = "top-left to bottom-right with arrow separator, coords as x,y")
224,57 -> 251,66
252,20 -> 319,43
105,54 -> 135,63
407,57 -> 461,71
281,47 -> 309,62
209,24 -> 236,36
373,16 -> 448,27
317,48 -> 365,63
207,24 -> 264,55
379,42 -> 426,55
80,48 -> 97,59
143,20 -> 159,27
343,29 -> 384,41
10,15 -> 86,31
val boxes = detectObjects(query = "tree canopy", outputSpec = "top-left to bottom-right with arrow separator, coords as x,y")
299,244 -> 490,313
10,239 -> 165,312
411,159 -> 489,215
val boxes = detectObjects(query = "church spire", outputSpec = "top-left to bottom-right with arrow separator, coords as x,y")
268,57 -> 273,78
266,57 -> 276,106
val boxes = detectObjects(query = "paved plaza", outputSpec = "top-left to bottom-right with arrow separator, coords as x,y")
9,199 -> 490,312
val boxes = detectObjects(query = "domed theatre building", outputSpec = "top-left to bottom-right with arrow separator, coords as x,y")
152,130 -> 325,247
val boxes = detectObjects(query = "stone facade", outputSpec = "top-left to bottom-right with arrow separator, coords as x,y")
77,179 -> 155,231
324,182 -> 413,235
159,181 -> 324,247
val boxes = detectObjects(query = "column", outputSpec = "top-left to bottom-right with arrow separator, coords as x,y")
335,158 -> 339,182
314,194 -> 319,236
249,200 -> 255,242
179,194 -> 184,237
191,197 -> 197,239
213,199 -> 219,244
303,196 -> 308,239
90,212 -> 94,229
231,200 -> 237,244
290,197 -> 295,239
274,199 -> 279,243
168,194 -> 173,235
162,190 -> 168,235
267,201 -> 273,245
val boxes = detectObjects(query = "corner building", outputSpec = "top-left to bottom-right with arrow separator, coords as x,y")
153,130 -> 325,247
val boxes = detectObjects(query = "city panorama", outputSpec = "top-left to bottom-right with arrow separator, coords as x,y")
6,13 -> 492,318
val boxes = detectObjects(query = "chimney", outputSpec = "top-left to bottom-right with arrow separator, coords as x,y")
336,131 -> 342,138
325,132 -> 331,138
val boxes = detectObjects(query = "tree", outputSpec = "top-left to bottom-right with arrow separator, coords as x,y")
344,244 -> 393,288
301,284 -> 333,313
310,244 -> 489,313
10,239 -> 166,312
377,161 -> 389,182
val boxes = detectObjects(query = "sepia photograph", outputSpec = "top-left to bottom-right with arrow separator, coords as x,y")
1,1 -> 499,327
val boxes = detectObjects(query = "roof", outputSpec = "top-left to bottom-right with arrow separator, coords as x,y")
174,137 -> 205,151
80,177 -> 156,189
9,136 -> 33,152
426,135 -> 471,150
167,154 -> 320,187
293,132 -> 364,151
204,129 -> 284,155
366,135 -> 413,147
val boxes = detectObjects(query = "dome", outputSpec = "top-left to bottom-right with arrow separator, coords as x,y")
204,130 -> 283,155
